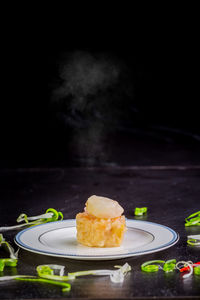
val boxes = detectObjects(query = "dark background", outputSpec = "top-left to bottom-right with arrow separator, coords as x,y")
0,14 -> 200,299
1,20 -> 199,168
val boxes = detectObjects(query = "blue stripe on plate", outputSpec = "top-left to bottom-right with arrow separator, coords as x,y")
15,219 -> 179,258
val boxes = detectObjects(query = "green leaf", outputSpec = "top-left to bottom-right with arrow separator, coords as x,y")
134,207 -> 148,216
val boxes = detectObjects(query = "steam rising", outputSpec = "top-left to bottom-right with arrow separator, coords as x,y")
57,52 -> 119,100
52,51 -> 132,165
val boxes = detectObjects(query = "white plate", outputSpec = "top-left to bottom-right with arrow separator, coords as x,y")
15,219 -> 179,260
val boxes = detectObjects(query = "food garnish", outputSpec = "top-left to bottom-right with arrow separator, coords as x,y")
185,211 -> 200,227
176,261 -> 194,278
0,263 -> 131,292
0,234 -> 18,272
134,207 -> 147,216
0,208 -> 63,232
187,234 -> 200,246
141,259 -> 200,278
194,266 -> 200,275
162,259 -> 177,272
68,262 -> 131,283
141,260 -> 165,272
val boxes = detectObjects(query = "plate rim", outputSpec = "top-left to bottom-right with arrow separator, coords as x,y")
15,219 -> 179,259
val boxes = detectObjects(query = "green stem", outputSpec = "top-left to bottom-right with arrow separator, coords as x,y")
15,277 -> 71,292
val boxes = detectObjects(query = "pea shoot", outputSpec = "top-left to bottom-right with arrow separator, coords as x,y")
0,208 -> 63,232
134,207 -> 148,216
185,211 -> 200,227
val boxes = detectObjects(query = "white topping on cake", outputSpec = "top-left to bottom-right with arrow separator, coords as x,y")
85,195 -> 124,219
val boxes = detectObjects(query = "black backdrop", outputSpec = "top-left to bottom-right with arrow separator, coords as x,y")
1,20 -> 199,168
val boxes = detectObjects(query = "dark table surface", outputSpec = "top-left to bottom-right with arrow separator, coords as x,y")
0,166 -> 200,299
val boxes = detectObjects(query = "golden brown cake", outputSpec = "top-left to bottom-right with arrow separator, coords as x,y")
76,195 -> 126,247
